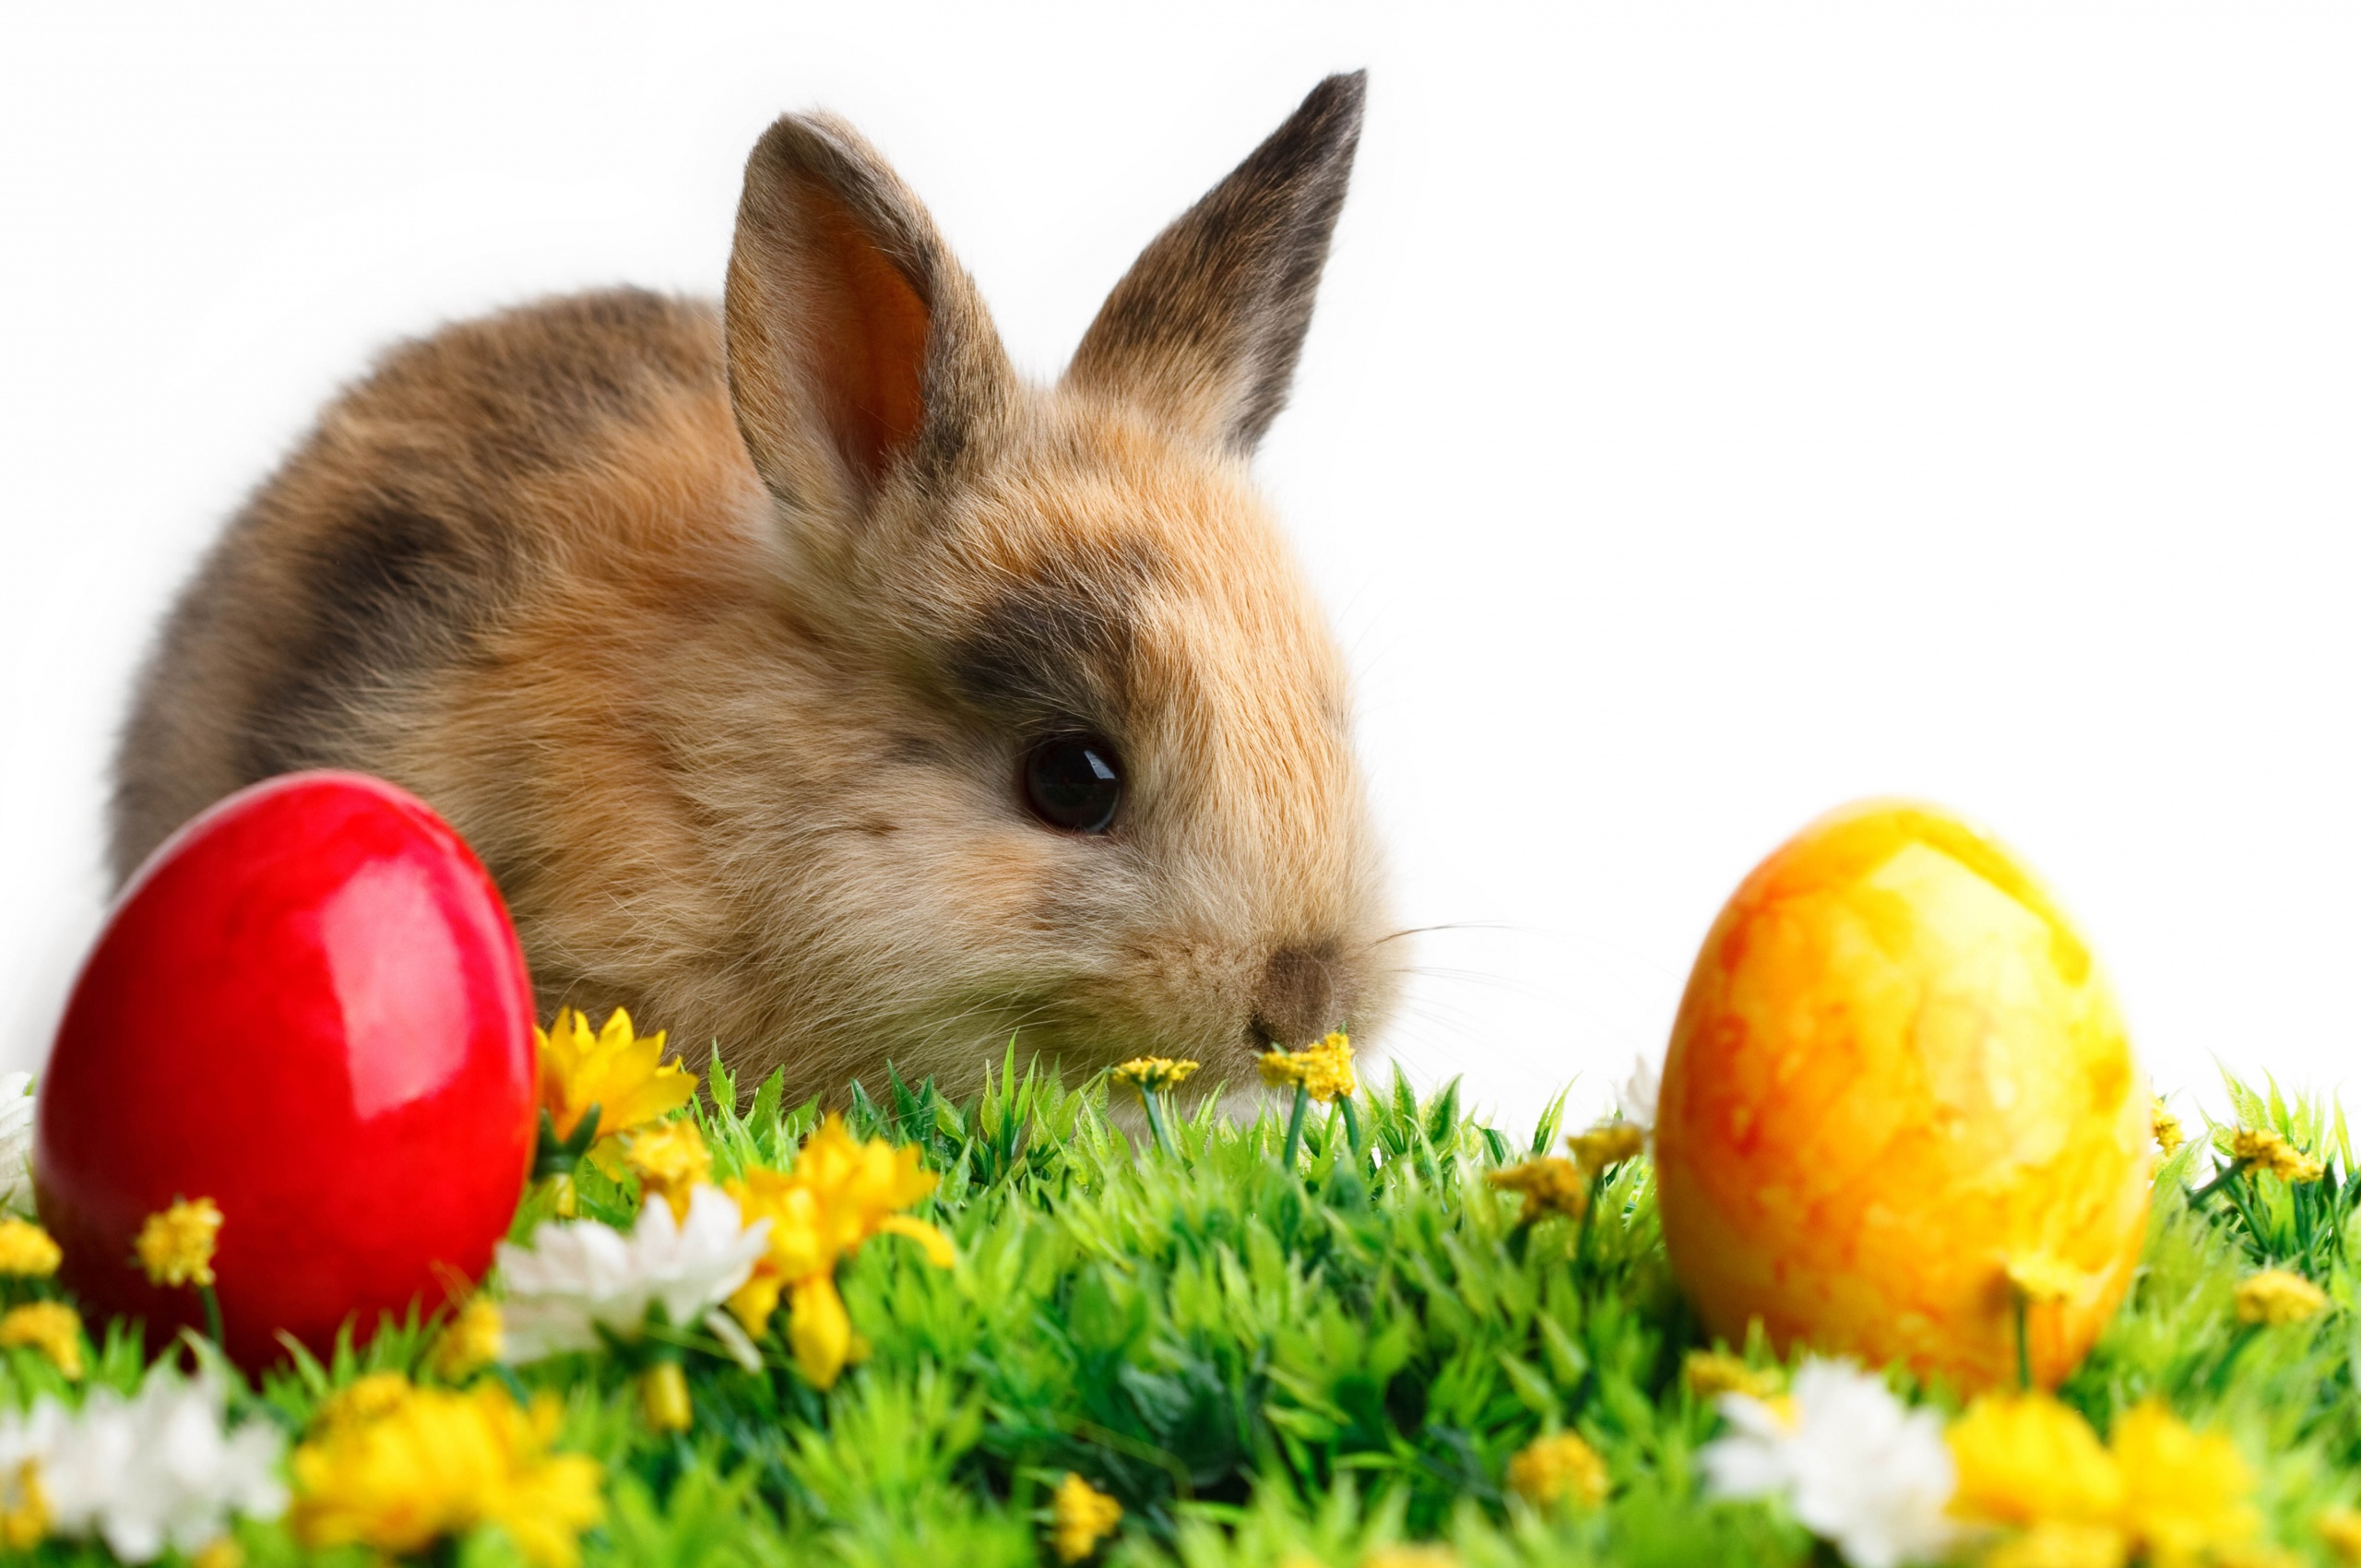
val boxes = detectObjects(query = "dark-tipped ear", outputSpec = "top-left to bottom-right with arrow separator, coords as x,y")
1063,72 -> 1365,454
725,113 -> 1011,521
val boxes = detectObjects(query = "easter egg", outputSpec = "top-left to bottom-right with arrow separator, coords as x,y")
35,771 -> 537,1369
1655,801 -> 2150,1391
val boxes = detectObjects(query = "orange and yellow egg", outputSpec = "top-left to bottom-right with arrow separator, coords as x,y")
1655,801 -> 2151,1391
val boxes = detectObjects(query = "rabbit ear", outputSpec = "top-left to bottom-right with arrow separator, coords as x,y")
725,113 -> 1012,522
1064,72 -> 1365,455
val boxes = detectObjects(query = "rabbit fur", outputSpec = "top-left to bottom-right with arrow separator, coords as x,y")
111,73 -> 1397,1103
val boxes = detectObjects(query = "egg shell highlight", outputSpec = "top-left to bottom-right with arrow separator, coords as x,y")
35,771 -> 538,1370
1655,800 -> 2151,1392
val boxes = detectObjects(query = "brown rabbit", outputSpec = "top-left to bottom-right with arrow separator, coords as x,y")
110,74 -> 1396,1103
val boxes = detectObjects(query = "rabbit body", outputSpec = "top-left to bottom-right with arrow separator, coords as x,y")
112,77 -> 1394,1101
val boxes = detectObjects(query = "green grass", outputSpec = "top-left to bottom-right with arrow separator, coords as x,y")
7,1058 -> 2361,1567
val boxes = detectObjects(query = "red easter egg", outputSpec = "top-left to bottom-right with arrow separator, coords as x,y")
36,771 -> 537,1370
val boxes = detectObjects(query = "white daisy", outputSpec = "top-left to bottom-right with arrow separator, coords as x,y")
497,1184 -> 769,1361
0,1397 -> 66,1513
0,1073 -> 35,1214
1701,1357 -> 1956,1568
0,1363 -> 286,1562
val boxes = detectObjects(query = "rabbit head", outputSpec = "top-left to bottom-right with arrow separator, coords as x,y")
709,73 -> 1396,1093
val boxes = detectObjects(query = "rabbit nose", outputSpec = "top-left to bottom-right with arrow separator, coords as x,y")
1252,945 -> 1347,1048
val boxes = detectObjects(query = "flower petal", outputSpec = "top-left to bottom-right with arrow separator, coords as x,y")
789,1277 -> 853,1390
875,1214 -> 956,1269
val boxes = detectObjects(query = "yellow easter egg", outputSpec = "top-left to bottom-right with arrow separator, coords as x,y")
1655,800 -> 2150,1391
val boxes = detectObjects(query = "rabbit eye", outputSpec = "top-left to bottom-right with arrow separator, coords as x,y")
1022,733 -> 1123,834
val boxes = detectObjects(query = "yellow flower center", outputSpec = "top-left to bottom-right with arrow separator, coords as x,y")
1565,1123 -> 1646,1175
623,1119 -> 712,1221
135,1197 -> 222,1289
1050,1471 -> 1123,1562
1680,1349 -> 1779,1402
1257,1033 -> 1358,1103
2235,1268 -> 2328,1327
1485,1158 -> 1589,1225
0,1218 -> 61,1279
0,1302 -> 83,1381
2004,1252 -> 2088,1306
430,1299 -> 504,1382
1113,1057 -> 1200,1093
2230,1128 -> 2325,1184
1505,1431 -> 1609,1509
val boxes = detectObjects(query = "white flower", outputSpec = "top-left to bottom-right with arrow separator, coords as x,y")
0,1396 -> 66,1511
0,1363 -> 286,1562
1615,1051 -> 1660,1133
497,1184 -> 769,1361
0,1073 -> 34,1214
1701,1357 -> 1955,1568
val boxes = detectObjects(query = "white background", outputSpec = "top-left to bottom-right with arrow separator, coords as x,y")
5,5 -> 2355,1134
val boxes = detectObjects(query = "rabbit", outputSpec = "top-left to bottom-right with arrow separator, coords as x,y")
108,72 -> 1398,1105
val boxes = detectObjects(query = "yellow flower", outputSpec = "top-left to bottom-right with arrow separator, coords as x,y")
1050,1471 -> 1122,1562
2235,1269 -> 2328,1327
640,1363 -> 692,1434
1486,1158 -> 1588,1225
721,1116 -> 955,1388
786,1276 -> 854,1390
136,1196 -> 222,1288
0,1301 -> 83,1380
1113,1057 -> 1200,1093
1681,1349 -> 1779,1402
2111,1400 -> 2258,1567
2230,1128 -> 2325,1184
2152,1099 -> 2184,1157
192,1536 -> 243,1568
2005,1252 -> 2088,1306
2318,1505 -> 2361,1563
0,1218 -> 60,1277
431,1299 -> 504,1382
291,1376 -> 604,1568
1946,1391 -> 2124,1531
538,1007 -> 696,1147
0,1458 -> 43,1550
1984,1521 -> 2129,1568
1257,1031 -> 1358,1103
1566,1123 -> 1646,1174
1505,1431 -> 1608,1509
780,1116 -> 950,1272
623,1119 -> 712,1221
1302,1034 -> 1358,1101
1257,1034 -> 1358,1102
